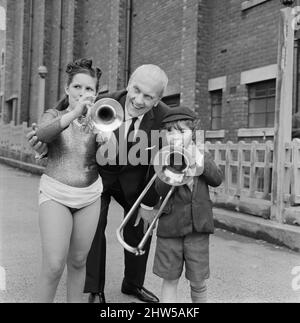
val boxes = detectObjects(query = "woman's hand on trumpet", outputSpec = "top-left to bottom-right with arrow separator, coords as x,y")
134,207 -> 157,234
72,94 -> 95,119
72,95 -> 96,133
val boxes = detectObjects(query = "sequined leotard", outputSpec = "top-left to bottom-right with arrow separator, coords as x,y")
36,109 -> 99,188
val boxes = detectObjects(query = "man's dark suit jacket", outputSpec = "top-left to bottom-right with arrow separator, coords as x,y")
96,89 -> 171,207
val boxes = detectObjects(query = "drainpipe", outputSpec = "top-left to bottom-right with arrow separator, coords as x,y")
37,65 -> 48,123
296,39 -> 300,113
124,0 -> 132,86
293,39 -> 299,114
57,0 -> 63,100
26,0 -> 33,125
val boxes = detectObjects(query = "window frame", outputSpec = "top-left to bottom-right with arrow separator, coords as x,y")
247,79 -> 276,129
210,89 -> 223,131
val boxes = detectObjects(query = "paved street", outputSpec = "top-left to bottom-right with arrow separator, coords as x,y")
0,163 -> 300,303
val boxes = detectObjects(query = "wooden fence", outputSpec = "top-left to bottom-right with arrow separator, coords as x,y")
206,140 -> 300,204
205,139 -> 300,221
0,121 -> 35,163
206,140 -> 274,201
1,121 -> 300,223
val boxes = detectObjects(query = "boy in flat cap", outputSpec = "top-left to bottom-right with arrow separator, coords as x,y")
153,106 -> 223,303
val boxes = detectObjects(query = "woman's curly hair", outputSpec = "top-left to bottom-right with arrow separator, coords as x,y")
56,58 -> 102,111
65,58 -> 102,91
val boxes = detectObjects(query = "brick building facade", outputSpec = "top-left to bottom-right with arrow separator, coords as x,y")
1,0 -> 299,142
0,0 -> 6,123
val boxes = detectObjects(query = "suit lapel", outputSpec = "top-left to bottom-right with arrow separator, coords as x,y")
139,108 -> 154,135
114,95 -> 127,144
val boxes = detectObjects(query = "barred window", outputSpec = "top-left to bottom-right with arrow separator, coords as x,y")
248,80 -> 276,128
210,90 -> 222,130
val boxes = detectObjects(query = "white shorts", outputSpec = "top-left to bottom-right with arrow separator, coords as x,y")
39,174 -> 102,209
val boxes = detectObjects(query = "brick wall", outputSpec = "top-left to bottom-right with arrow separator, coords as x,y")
194,0 -> 211,129
207,0 -> 282,141
3,0 -> 292,143
4,0 -> 24,123
74,0 -> 112,90
209,0 -> 280,78
27,0 -> 46,124
0,0 -> 5,54
68,0 -> 126,93
43,0 -> 63,111
130,0 -> 183,96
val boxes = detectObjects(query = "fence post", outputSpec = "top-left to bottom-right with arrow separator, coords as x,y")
271,8 -> 294,223
264,141 -> 273,200
224,141 -> 232,196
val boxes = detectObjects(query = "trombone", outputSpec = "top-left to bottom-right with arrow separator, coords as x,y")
116,145 -> 200,256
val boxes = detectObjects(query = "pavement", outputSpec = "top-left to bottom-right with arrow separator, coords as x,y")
0,163 -> 300,303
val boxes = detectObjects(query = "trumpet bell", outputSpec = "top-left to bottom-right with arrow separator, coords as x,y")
153,145 -> 193,186
89,98 -> 124,132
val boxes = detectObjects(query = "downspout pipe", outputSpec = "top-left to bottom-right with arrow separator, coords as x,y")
57,0 -> 63,100
296,39 -> 299,113
124,0 -> 132,86
26,0 -> 33,124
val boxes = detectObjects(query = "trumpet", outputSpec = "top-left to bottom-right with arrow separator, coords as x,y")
83,98 -> 124,132
116,145 -> 200,256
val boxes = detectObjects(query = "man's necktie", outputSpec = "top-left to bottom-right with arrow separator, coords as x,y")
127,117 -> 138,150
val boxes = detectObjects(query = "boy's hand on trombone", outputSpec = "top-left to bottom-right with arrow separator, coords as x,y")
134,207 -> 157,234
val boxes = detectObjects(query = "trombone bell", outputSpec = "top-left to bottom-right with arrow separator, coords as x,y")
153,146 -> 194,186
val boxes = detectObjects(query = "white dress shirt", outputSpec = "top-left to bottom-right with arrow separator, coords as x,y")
124,109 -> 144,140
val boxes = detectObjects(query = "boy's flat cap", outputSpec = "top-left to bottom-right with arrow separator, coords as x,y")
162,106 -> 196,123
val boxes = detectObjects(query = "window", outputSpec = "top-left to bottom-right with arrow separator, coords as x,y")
5,97 -> 18,124
161,94 -> 180,108
210,90 -> 222,130
248,80 -> 276,128
241,0 -> 271,11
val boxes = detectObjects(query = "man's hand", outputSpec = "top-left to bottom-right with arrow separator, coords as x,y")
26,123 -> 48,156
134,207 -> 157,234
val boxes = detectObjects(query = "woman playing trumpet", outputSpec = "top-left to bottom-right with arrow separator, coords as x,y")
34,58 -> 104,302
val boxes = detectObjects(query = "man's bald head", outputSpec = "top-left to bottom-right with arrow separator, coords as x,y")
128,64 -> 168,98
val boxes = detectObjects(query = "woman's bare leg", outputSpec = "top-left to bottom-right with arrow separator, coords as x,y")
37,200 -> 73,302
66,198 -> 101,303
